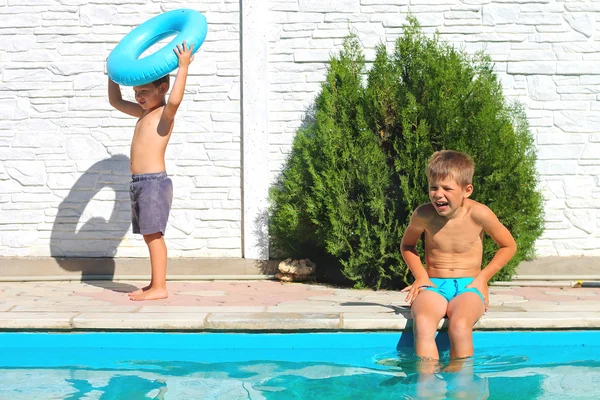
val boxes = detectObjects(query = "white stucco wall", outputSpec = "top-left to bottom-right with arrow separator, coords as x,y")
267,0 -> 600,257
0,0 -> 242,258
0,0 -> 598,259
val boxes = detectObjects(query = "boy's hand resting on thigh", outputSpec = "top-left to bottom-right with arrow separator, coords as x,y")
466,277 -> 489,311
401,277 -> 438,305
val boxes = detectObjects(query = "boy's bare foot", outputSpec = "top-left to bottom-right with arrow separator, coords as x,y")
128,285 -> 152,297
442,358 -> 467,373
129,287 -> 168,301
416,356 -> 441,374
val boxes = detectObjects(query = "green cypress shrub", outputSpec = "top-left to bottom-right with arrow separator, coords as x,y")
269,17 -> 543,288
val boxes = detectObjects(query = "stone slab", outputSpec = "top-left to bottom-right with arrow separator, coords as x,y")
139,306 -> 266,313
476,312 -> 600,329
516,256 -> 600,277
205,312 -> 341,330
0,280 -> 599,331
0,257 -> 278,280
342,313 -> 409,330
11,305 -> 138,313
72,312 -> 209,330
0,312 -> 74,329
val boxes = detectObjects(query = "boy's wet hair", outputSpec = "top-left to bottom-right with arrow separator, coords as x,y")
151,74 -> 170,88
426,150 -> 474,187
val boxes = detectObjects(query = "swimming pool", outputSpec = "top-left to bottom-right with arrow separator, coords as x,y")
1,331 -> 599,399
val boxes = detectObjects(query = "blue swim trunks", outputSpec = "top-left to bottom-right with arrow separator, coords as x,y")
421,277 -> 485,304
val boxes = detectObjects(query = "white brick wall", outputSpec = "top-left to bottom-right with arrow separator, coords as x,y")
1,0 -> 599,259
268,0 -> 600,257
0,0 -> 242,258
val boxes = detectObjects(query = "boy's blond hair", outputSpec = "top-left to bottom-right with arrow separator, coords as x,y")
426,150 -> 474,187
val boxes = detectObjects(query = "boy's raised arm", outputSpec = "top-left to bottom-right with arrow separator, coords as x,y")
108,78 -> 144,118
159,42 -> 194,135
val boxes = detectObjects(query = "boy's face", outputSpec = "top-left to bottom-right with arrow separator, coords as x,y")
132,82 -> 168,110
428,175 -> 473,218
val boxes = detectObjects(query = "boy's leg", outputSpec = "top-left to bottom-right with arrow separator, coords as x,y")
446,292 -> 485,359
130,232 -> 168,301
410,290 -> 448,360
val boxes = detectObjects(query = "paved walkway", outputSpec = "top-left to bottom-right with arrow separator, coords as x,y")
1,280 -> 599,330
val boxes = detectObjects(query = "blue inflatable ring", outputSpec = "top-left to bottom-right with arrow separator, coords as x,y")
107,9 -> 207,86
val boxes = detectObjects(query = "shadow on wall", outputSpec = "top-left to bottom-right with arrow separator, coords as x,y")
252,207 -> 278,275
50,154 -> 137,292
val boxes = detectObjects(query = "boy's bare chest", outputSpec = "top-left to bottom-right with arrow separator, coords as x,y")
425,218 -> 483,252
134,115 -> 158,135
132,117 -> 168,146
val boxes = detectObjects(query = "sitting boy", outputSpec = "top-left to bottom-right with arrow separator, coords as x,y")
108,42 -> 194,300
400,150 -> 517,361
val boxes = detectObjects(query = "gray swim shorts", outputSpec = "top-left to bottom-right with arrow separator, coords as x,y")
130,171 -> 173,236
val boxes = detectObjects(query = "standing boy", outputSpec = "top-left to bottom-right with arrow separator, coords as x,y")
401,150 -> 517,361
108,42 -> 194,300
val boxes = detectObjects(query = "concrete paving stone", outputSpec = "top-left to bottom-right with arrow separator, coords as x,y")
486,305 -> 526,313
72,312 -> 208,330
497,299 -> 529,305
276,301 -> 340,307
1,299 -> 60,306
488,295 -> 526,302
360,296 -> 404,304
341,313 -> 408,330
305,296 -> 359,303
176,291 -> 227,297
139,306 -> 266,313
522,302 -> 600,312
205,313 -> 340,330
565,301 -> 600,307
335,299 -> 392,307
84,282 -> 142,289
508,300 -> 558,308
332,289 -> 374,296
476,312 -> 600,329
56,300 -> 113,306
0,291 -> 25,297
509,287 -> 551,295
306,285 -> 340,292
487,287 -> 517,292
11,305 -> 139,313
24,289 -> 71,295
0,278 -> 600,331
65,286 -> 106,293
21,296 -> 80,302
0,312 -> 75,329
543,290 -> 597,297
266,305 -> 396,314
523,294 -> 580,302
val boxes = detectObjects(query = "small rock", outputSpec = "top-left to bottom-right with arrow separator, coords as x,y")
278,258 -> 316,276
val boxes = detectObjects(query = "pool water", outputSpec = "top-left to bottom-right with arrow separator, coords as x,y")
1,331 -> 599,399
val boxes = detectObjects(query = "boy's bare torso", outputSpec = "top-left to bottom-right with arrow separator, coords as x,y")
419,199 -> 484,278
130,106 -> 173,174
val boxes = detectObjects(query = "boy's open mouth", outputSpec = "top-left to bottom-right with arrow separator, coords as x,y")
435,201 -> 449,208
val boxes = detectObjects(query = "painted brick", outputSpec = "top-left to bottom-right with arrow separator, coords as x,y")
299,0 -> 360,13
0,1 -> 243,257
1,0 -> 599,258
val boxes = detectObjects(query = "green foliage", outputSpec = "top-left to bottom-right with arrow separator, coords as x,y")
269,17 -> 544,289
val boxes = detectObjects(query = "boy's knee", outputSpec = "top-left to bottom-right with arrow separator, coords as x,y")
143,232 -> 163,243
448,317 -> 473,336
412,314 -> 441,336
